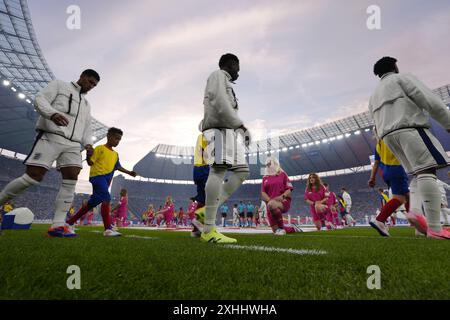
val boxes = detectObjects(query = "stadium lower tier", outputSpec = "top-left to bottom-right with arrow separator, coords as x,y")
1,155 -> 449,223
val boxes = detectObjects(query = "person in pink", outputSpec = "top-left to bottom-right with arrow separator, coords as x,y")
187,198 -> 197,225
305,173 -> 329,231
261,158 -> 301,235
159,196 -> 175,227
112,189 -> 128,227
323,183 -> 338,230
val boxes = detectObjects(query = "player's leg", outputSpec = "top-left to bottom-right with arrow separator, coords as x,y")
386,129 -> 449,238
203,166 -> 226,233
52,166 -> 80,228
201,166 -> 237,243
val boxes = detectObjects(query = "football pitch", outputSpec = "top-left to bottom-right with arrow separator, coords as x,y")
0,224 -> 449,300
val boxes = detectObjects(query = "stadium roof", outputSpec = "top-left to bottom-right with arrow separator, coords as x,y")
135,84 -> 450,180
0,0 -> 108,155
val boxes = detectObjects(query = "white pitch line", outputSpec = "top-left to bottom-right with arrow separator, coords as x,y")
89,231 -> 158,239
294,234 -> 426,240
223,244 -> 327,255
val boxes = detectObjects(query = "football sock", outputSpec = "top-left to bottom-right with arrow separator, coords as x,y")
417,174 -> 441,232
409,177 -> 423,215
376,198 -> 402,223
217,171 -> 249,206
0,174 -> 39,206
52,179 -> 77,228
100,201 -> 112,230
204,167 -> 227,233
67,204 -> 91,225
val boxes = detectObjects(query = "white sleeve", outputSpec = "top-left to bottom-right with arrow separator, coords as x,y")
82,102 -> 93,147
400,74 -> 450,130
442,181 -> 450,192
34,80 -> 60,120
205,71 -> 243,128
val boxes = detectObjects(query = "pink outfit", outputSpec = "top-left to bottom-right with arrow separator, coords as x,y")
304,185 -> 327,222
262,172 -> 295,232
163,202 -> 175,226
188,202 -> 197,220
117,196 -> 128,225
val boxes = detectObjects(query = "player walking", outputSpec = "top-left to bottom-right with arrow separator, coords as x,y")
369,56 -> 450,239
200,53 -> 250,243
0,69 -> 99,237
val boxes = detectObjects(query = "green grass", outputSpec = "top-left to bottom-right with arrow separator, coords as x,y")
0,224 -> 449,300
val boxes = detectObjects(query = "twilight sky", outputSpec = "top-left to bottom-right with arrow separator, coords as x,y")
27,0 -> 450,193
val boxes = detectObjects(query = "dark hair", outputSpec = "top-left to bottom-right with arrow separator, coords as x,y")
81,69 -> 100,81
341,187 -> 346,191
378,188 -> 384,192
373,56 -> 397,77
323,183 -> 329,187
108,127 -> 123,136
219,53 -> 239,68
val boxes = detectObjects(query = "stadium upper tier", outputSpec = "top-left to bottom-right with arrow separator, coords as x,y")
0,0 -> 108,155
135,85 -> 450,180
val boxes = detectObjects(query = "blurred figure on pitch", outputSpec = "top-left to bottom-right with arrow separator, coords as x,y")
232,204 -> 240,227
305,173 -> 329,231
258,200 -> 268,226
156,205 -> 164,226
341,187 -> 355,226
437,179 -> 450,226
262,157 -> 301,235
159,196 -> 175,227
178,207 -> 186,226
112,189 -> 129,227
323,183 -> 337,230
238,201 -> 246,228
145,204 -> 155,226
187,198 -> 197,227
220,203 -> 229,227
246,201 -> 255,227
254,205 -> 260,227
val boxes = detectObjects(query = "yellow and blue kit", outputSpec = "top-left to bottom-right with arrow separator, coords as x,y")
87,145 -> 121,207
193,133 -> 210,204
375,140 -> 409,195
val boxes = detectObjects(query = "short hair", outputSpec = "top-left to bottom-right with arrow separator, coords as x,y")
323,183 -> 329,187
341,187 -> 346,191
108,127 -> 123,136
373,56 -> 397,77
219,53 -> 239,68
81,69 -> 100,81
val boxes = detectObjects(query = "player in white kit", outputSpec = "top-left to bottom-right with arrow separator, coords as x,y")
369,57 -> 450,239
0,69 -> 99,237
201,53 -> 251,243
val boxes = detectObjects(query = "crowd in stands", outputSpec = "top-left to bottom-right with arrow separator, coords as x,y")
1,155 -> 449,225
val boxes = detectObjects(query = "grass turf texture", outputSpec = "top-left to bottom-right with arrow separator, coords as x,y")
0,225 -> 449,300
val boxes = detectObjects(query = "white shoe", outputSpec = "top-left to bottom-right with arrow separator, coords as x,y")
190,229 -> 202,238
274,228 -> 286,236
103,229 -> 122,237
191,218 -> 204,233
65,223 -> 77,236
415,229 -> 426,237
369,219 -> 390,237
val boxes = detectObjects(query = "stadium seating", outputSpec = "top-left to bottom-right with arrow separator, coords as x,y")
1,154 -> 449,223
